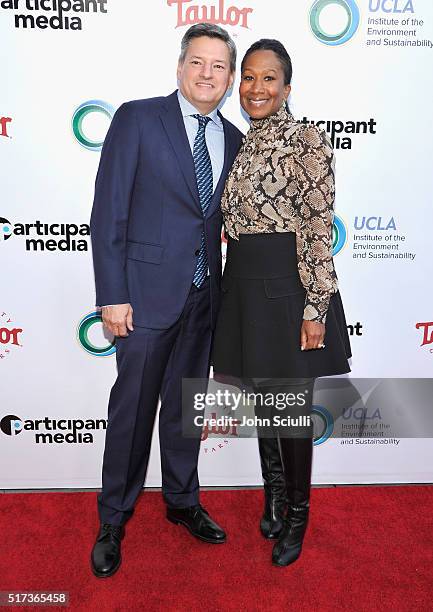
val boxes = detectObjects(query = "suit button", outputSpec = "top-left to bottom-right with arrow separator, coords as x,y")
195,249 -> 200,256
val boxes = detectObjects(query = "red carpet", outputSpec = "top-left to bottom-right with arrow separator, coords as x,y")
1,487 -> 432,611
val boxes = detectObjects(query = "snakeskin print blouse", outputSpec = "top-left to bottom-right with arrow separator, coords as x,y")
221,102 -> 338,324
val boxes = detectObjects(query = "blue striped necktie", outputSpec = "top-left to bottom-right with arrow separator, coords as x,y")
192,114 -> 213,288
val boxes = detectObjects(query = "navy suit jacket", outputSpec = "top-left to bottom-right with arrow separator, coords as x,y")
90,90 -> 243,329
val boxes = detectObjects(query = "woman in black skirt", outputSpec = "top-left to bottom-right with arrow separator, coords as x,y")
212,40 -> 352,567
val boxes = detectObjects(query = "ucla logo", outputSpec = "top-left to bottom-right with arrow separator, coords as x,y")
333,213 -> 347,256
354,216 -> 396,231
72,100 -> 114,151
77,311 -> 116,357
368,0 -> 414,13
312,405 -> 334,445
310,0 -> 360,45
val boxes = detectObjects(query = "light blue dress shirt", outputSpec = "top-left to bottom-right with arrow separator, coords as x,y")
177,89 -> 225,191
177,90 -> 225,279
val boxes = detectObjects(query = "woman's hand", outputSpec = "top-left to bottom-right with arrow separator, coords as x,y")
300,320 -> 325,351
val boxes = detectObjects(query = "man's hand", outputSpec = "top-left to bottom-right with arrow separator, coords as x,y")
101,303 -> 134,337
300,320 -> 325,351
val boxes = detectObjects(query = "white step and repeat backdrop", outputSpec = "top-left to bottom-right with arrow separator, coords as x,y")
1,0 -> 432,488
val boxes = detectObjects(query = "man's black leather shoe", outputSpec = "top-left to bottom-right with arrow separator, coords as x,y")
91,523 -> 125,578
167,504 -> 226,543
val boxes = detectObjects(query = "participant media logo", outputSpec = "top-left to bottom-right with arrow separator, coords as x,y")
0,0 -> 109,31
301,116 -> 377,150
1,217 -> 13,241
167,0 -> 253,29
77,311 -> 116,357
0,413 -> 107,444
310,0 -> 360,45
0,414 -> 23,435
0,217 -> 90,252
72,100 -> 114,151
347,321 -> 363,336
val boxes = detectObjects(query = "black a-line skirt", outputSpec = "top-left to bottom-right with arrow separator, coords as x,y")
212,232 -> 352,380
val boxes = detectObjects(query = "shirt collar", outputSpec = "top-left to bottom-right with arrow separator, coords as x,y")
177,89 -> 221,127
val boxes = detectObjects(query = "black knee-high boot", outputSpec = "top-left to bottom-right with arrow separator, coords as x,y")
253,383 -> 287,539
257,436 -> 287,539
272,435 -> 313,567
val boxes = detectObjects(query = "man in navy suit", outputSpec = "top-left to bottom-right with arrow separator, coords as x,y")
89,23 -> 243,577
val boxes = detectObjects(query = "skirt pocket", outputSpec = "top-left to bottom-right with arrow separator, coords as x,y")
262,276 -> 306,329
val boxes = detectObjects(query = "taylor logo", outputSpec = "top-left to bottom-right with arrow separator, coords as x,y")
415,322 -> 433,348
167,0 -> 253,28
0,116 -> 12,138
0,310 -> 23,360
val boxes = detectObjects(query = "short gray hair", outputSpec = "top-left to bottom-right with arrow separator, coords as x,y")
179,23 -> 237,73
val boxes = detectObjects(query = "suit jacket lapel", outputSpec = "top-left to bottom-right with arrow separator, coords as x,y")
159,91 -> 201,211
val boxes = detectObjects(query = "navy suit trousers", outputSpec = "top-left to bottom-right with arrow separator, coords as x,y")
98,279 -> 212,525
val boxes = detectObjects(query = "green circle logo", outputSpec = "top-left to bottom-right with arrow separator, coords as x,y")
72,100 -> 114,151
310,0 -> 360,45
332,213 -> 347,256
77,311 -> 116,357
312,405 -> 334,445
